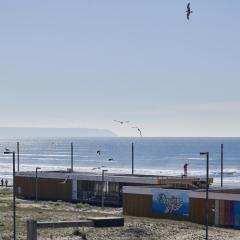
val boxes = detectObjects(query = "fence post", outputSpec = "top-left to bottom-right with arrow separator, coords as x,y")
27,220 -> 37,240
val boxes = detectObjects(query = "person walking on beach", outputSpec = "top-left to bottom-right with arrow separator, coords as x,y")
5,179 -> 8,187
183,162 -> 189,177
1,179 -> 3,187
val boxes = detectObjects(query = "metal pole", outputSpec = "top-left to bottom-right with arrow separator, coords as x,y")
3,150 -> 16,240
131,143 -> 134,175
13,151 -> 16,240
206,152 -> 209,240
71,142 -> 73,172
35,169 -> 38,201
102,170 -> 104,209
35,167 -> 41,202
17,142 -> 19,172
200,152 -> 209,240
221,144 -> 223,187
101,170 -> 107,209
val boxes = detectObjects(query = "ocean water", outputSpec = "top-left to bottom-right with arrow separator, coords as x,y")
0,137 -> 240,187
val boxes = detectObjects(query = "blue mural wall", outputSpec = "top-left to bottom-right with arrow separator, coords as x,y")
152,190 -> 189,217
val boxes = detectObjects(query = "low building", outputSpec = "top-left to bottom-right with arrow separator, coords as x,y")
15,171 -> 211,206
123,186 -> 240,229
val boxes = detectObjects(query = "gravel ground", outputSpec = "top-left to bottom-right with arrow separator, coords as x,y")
1,188 -> 240,240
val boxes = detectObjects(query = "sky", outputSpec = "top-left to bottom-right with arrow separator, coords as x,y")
0,0 -> 240,137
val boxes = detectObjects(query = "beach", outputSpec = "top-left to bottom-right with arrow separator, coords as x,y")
1,188 -> 240,240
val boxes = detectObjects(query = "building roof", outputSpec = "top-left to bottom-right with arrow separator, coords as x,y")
16,170 -> 208,185
123,185 -> 240,201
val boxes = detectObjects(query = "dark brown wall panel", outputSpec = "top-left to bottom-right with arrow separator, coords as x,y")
16,176 -> 72,201
189,198 -> 215,225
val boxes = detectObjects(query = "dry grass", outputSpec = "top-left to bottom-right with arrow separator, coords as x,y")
1,188 -> 240,240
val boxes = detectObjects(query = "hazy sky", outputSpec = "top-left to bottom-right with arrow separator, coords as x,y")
0,1 -> 240,137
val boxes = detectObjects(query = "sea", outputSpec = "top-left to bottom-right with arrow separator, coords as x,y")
0,137 -> 240,187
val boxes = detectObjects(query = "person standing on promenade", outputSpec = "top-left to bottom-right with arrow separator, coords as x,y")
183,162 -> 189,177
5,179 -> 8,187
1,179 -> 3,187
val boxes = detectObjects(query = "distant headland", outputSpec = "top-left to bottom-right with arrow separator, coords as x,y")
0,127 -> 117,138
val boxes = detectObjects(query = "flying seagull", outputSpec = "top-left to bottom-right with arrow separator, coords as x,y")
108,158 -> 114,162
96,150 -> 101,155
59,175 -> 70,184
113,120 -> 130,125
92,167 -> 101,170
132,127 -> 142,137
186,2 -> 193,20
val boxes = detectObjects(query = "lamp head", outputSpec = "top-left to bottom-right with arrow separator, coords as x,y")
4,148 -> 13,154
200,152 -> 209,155
4,151 -> 12,154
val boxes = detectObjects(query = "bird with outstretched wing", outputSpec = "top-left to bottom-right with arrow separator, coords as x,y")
96,150 -> 101,155
186,2 -> 193,20
113,120 -> 130,125
132,127 -> 142,137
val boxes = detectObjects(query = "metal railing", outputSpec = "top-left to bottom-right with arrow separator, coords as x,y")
77,191 -> 121,205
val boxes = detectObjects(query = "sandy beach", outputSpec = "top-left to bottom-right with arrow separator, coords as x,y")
0,188 -> 240,240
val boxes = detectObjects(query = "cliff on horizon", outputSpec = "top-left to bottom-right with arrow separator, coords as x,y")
0,127 -> 117,138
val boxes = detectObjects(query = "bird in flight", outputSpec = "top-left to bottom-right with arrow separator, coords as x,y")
113,120 -> 130,125
59,175 -> 70,184
96,150 -> 101,155
132,127 -> 142,137
92,167 -> 101,170
5,148 -> 10,152
186,2 -> 193,20
108,158 -> 114,162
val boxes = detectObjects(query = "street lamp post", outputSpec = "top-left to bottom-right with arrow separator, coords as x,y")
35,167 -> 41,201
132,142 -> 134,175
101,169 -> 108,210
17,142 -> 20,172
4,149 -> 16,240
200,152 -> 209,240
71,142 -> 73,172
221,144 -> 224,187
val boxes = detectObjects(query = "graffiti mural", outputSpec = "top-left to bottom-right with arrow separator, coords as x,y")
152,190 -> 189,216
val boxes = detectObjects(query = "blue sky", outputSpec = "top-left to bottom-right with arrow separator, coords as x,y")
0,1 -> 240,137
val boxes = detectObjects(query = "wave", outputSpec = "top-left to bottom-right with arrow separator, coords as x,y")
1,164 -> 240,187
1,162 -> 239,178
19,154 -> 69,157
186,157 -> 204,161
